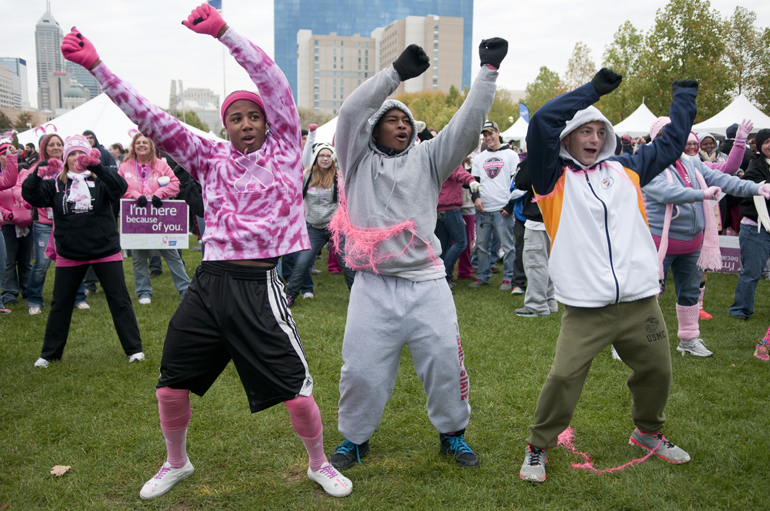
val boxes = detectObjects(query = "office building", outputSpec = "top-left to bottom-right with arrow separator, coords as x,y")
35,2 -> 64,111
0,66 -> 15,109
276,0 -> 473,101
171,82 -> 222,133
0,58 -> 30,109
66,62 -> 102,101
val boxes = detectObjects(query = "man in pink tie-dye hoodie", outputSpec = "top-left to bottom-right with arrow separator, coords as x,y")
61,3 -> 353,501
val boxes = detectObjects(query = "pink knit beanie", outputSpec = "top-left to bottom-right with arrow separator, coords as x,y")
63,134 -> 91,162
649,117 -> 671,141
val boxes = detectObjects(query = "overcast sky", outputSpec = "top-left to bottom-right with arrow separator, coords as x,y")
4,0 -> 770,110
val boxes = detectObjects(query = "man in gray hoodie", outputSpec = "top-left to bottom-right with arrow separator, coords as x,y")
328,39 -> 508,470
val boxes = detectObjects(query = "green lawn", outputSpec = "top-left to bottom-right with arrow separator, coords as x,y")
2,240 -> 769,510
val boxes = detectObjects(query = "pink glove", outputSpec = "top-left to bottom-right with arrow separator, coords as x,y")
758,183 -> 770,200
703,186 -> 722,201
1,209 -> 13,222
38,158 -> 63,178
182,3 -> 226,38
308,124 -> 318,132
75,148 -> 101,171
736,119 -> 753,140
61,28 -> 100,70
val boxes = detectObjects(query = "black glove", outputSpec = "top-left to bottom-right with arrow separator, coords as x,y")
392,45 -> 430,82
591,68 -> 623,96
173,166 -> 192,185
137,195 -> 148,207
152,196 -> 163,208
672,80 -> 698,94
417,127 -> 434,142
36,160 -> 48,169
478,38 -> 508,69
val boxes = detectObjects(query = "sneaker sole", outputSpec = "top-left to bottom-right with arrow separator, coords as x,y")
628,438 -> 690,464
139,467 -> 194,500
676,347 -> 713,357
439,445 -> 480,468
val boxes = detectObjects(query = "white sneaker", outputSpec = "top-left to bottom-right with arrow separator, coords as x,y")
307,462 -> 352,497
611,346 -> 622,361
676,338 -> 713,357
84,288 -> 97,297
302,292 -> 315,299
139,460 -> 194,500
138,297 -> 151,305
34,357 -> 49,368
76,302 -> 90,310
129,352 -> 146,363
29,306 -> 42,315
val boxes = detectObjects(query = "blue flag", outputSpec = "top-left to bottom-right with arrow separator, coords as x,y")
207,0 -> 222,11
519,103 -> 530,123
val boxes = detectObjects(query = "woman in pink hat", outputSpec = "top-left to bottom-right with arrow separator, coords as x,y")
60,2 -> 352,501
21,135 -> 144,368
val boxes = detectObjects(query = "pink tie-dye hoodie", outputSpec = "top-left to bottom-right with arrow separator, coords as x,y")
90,28 -> 309,261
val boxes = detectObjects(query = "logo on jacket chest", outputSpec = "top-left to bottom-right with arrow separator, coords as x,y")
483,157 -> 504,179
600,176 -> 614,189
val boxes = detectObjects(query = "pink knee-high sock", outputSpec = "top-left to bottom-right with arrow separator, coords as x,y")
157,387 -> 191,468
285,395 -> 326,471
698,286 -> 706,310
676,303 -> 700,341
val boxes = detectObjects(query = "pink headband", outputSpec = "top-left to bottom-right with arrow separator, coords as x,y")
221,91 -> 265,126
649,117 -> 671,141
0,143 -> 10,155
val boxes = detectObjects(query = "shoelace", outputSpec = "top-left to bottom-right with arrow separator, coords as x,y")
445,435 -> 474,454
652,432 -> 675,450
318,464 -> 340,479
527,447 -> 546,466
154,465 -> 172,480
334,440 -> 363,465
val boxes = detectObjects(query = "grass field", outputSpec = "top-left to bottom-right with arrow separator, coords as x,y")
2,240 -> 769,510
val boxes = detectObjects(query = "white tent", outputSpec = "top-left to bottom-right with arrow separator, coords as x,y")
613,103 -> 658,137
501,116 -> 528,143
692,94 -> 770,135
17,93 -> 225,149
313,116 -> 337,144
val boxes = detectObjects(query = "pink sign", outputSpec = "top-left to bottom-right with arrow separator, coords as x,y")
120,199 -> 189,249
717,235 -> 741,274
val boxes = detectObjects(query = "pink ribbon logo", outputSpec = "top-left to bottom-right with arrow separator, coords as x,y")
232,149 -> 275,192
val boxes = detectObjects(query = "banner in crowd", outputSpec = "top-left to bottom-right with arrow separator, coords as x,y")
717,235 -> 741,274
120,199 -> 189,250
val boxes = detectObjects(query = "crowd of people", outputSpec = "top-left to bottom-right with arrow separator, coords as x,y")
2,1 -> 770,501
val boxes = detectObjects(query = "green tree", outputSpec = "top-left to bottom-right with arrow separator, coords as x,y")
636,0 -> 732,123
597,21 -> 648,124
395,85 -> 467,131
486,88 -> 519,132
0,111 -> 12,131
724,7 -> 760,97
174,111 -> 208,132
561,42 -> 597,93
13,111 -> 34,131
755,27 -> 770,114
524,66 -> 562,115
297,107 -> 334,129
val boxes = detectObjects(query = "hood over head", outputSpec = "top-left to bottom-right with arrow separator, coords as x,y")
310,142 -> 335,167
368,99 -> 418,153
697,132 -> 717,146
558,105 -> 616,168
82,129 -> 102,148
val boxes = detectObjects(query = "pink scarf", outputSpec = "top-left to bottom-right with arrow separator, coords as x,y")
657,164 -> 721,279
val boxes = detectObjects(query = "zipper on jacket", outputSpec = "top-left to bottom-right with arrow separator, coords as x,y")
584,171 -> 620,304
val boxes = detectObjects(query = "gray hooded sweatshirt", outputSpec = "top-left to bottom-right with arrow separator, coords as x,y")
335,65 -> 498,276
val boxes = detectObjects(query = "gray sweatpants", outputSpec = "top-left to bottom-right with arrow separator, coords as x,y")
523,228 -> 557,314
338,271 -> 471,444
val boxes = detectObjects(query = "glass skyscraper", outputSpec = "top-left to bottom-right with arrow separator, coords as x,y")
275,0 -> 474,101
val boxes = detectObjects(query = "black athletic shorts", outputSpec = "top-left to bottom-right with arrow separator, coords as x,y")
158,261 -> 313,412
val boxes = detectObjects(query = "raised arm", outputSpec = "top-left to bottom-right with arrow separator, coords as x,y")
613,81 -> 698,187
0,151 -> 18,190
422,39 -> 506,182
704,120 -> 752,175
336,45 -> 430,179
526,69 -> 622,196
61,28 -> 215,182
302,127 -> 317,168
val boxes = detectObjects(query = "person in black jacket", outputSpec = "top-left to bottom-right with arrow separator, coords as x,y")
730,129 -> 770,320
22,134 -> 144,368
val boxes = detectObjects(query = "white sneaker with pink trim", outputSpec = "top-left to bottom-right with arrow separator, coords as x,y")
307,462 -> 353,497
139,460 -> 194,500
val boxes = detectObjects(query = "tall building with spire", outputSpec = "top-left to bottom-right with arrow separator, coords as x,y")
35,1 -> 64,111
